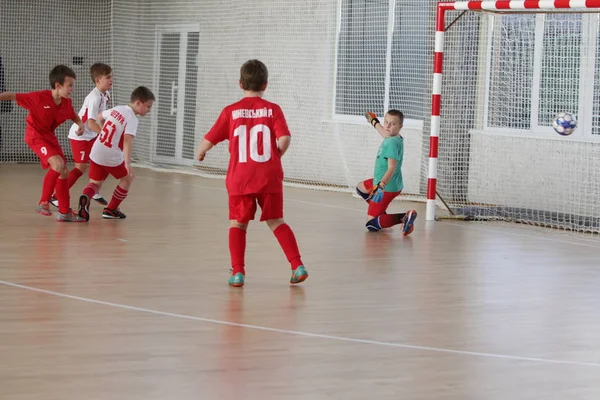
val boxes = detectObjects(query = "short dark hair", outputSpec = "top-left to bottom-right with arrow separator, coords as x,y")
240,59 -> 268,92
386,109 -> 404,125
90,63 -> 112,84
49,65 -> 76,89
130,86 -> 155,103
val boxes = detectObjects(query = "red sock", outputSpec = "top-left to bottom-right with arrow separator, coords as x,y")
107,185 -> 128,210
273,224 -> 303,270
229,227 -> 247,275
40,169 -> 60,204
83,183 -> 100,199
378,213 -> 405,228
55,178 -> 70,214
67,168 -> 83,189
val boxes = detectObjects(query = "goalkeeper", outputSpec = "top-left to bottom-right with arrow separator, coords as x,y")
357,110 -> 417,235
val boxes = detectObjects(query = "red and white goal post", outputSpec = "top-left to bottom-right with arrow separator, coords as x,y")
426,0 -> 600,233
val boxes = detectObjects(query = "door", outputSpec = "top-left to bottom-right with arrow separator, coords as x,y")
153,27 -> 199,164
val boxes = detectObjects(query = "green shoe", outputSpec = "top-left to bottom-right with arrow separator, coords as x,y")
290,266 -> 308,284
228,272 -> 245,287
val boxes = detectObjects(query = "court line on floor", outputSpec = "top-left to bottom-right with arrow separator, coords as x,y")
137,174 -> 600,249
1,279 -> 599,368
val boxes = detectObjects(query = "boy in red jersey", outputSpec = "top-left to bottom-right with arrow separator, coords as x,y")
51,62 -> 113,208
195,59 -> 308,287
0,65 -> 87,222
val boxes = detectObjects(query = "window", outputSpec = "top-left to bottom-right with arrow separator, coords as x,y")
486,13 -> 599,139
334,0 -> 432,121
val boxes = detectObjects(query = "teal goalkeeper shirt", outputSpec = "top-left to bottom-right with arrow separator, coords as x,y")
373,135 -> 404,192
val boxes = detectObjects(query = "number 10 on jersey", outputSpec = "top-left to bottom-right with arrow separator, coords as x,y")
234,124 -> 271,163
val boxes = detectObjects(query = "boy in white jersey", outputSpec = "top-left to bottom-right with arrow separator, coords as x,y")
51,63 -> 112,207
77,86 -> 155,221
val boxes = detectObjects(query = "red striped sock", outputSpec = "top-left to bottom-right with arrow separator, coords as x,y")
67,168 -> 83,189
107,185 -> 128,210
55,178 -> 70,214
273,224 -> 303,270
229,227 -> 246,275
378,213 -> 405,228
40,169 -> 60,204
83,183 -> 100,199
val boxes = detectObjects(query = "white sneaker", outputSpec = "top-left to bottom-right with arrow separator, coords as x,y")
92,193 -> 108,206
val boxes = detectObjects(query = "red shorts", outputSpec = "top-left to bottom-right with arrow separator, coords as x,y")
89,160 -> 128,181
25,136 -> 65,169
229,192 -> 284,223
70,138 -> 96,163
362,178 -> 402,217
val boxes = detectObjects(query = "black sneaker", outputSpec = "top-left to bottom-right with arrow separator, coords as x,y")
102,208 -> 126,219
92,193 -> 108,206
78,194 -> 90,222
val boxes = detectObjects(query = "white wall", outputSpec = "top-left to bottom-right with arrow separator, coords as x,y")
109,0 -> 424,194
468,131 -> 600,217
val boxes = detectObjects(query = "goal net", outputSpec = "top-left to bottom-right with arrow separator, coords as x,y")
428,1 -> 600,234
0,0 -> 433,199
2,0 -> 600,234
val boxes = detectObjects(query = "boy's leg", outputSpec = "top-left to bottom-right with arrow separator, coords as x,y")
102,163 -> 132,219
48,155 -> 86,222
356,179 -> 372,201
52,139 -> 87,207
26,137 -> 72,217
80,139 -> 108,205
228,195 -> 257,287
78,166 -> 104,222
68,139 -> 91,187
365,191 -> 406,231
51,162 -> 83,208
260,193 -> 308,284
55,139 -> 107,206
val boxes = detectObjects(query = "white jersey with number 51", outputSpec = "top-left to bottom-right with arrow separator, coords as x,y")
90,105 -> 138,167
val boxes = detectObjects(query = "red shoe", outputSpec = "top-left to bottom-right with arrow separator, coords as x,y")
36,202 -> 52,216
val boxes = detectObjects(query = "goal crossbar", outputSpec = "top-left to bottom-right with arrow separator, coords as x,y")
426,0 -> 600,221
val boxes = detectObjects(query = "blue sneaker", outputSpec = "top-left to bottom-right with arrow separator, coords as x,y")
228,272 -> 245,287
290,265 -> 308,284
402,210 -> 417,236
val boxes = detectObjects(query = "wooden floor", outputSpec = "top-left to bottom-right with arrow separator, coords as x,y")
1,164 -> 600,400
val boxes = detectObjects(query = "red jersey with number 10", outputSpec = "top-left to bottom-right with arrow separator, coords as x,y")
204,97 -> 291,195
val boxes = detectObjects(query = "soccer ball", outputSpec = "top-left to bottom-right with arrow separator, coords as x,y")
552,112 -> 577,136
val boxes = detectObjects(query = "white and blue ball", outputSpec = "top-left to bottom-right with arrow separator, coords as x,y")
552,112 -> 577,136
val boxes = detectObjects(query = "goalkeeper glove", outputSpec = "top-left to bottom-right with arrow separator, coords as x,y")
367,181 -> 386,203
365,112 -> 380,128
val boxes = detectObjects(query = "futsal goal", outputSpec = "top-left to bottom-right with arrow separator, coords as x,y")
426,0 -> 600,234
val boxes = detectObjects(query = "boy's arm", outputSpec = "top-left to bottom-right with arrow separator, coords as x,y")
367,157 -> 397,203
0,92 -> 16,101
195,139 -> 215,161
277,135 -> 291,157
71,115 -> 85,136
380,158 -> 398,186
97,112 -> 105,128
87,119 -> 102,135
123,134 -> 134,175
365,112 -> 387,138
